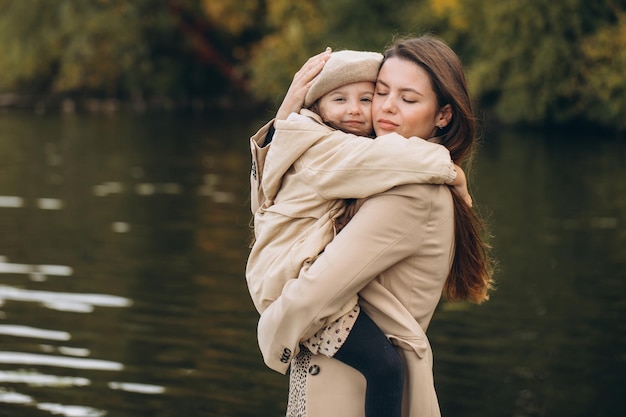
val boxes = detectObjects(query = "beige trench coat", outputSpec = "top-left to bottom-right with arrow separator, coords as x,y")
259,183 -> 454,417
249,116 -> 455,417
247,111 -> 455,315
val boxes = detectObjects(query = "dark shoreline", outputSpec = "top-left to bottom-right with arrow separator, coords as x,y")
0,93 -> 268,115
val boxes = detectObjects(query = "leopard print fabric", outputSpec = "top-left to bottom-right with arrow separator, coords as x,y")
286,305 -> 360,416
302,304 -> 360,357
286,348 -> 312,417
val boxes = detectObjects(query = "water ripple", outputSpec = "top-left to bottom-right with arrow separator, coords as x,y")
0,285 -> 132,312
0,352 -> 123,371
0,325 -> 70,341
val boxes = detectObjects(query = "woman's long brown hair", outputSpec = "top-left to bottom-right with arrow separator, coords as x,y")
384,35 -> 495,303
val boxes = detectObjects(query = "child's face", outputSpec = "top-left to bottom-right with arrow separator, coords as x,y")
318,81 -> 375,136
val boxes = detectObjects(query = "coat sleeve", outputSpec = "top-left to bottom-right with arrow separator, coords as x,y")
249,120 -> 274,214
302,132 -> 456,200
257,184 -> 438,373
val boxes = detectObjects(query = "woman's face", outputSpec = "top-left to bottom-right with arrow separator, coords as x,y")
372,57 -> 449,139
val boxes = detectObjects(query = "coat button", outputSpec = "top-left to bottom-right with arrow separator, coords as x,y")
308,365 -> 320,375
280,347 -> 292,363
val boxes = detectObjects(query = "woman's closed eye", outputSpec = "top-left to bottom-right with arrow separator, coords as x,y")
400,93 -> 421,103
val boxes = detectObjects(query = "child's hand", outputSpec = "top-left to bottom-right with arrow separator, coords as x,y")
276,48 -> 332,120
450,164 -> 473,207
454,184 -> 473,207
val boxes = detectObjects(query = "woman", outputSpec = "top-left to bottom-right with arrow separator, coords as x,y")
252,35 -> 494,417
247,49 -> 463,417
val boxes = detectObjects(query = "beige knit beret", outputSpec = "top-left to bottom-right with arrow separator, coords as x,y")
304,50 -> 384,107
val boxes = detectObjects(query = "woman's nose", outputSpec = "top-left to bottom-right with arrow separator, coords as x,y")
380,95 -> 395,113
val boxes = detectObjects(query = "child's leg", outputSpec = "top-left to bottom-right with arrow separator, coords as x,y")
334,310 -> 404,417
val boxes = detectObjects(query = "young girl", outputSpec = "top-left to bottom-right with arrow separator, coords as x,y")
246,50 -> 467,417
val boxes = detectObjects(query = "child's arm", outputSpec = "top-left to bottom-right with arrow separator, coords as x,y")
448,164 -> 473,207
296,130 -> 457,200
249,121 -> 275,214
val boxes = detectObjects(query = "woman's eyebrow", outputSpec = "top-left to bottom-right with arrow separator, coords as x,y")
376,79 -> 390,88
376,79 -> 424,96
402,88 -> 424,97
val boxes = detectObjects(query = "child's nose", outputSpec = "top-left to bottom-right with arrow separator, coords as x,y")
347,101 -> 362,114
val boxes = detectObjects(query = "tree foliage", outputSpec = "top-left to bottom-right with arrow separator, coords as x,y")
0,0 -> 624,129
0,0 -> 241,99
460,0 -> 626,128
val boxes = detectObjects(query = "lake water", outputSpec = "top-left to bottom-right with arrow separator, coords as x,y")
0,111 -> 624,417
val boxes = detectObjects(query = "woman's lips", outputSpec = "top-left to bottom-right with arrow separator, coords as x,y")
377,119 -> 397,130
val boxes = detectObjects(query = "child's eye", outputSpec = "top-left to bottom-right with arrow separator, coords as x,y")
360,97 -> 372,103
333,97 -> 346,102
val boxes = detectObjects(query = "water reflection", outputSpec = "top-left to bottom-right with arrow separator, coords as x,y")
431,128 -> 626,417
0,112 -> 623,417
0,111 -> 285,417
0,258 -> 72,279
0,325 -> 70,341
0,370 -> 90,387
0,353 -> 123,371
0,285 -> 132,312
0,196 -> 24,208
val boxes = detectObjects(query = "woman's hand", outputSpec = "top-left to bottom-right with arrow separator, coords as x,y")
276,48 -> 332,120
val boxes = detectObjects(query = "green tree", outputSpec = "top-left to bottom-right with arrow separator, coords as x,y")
243,0 -> 447,104
0,0 -> 244,100
1,0 -> 625,129
579,10 -> 626,128
461,0 -> 626,129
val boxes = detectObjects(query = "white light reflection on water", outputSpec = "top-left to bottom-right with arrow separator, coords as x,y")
0,285 -> 132,313
56,346 -> 90,357
0,257 -> 73,281
37,403 -> 107,417
92,181 -> 183,197
197,173 -> 235,202
0,325 -> 70,341
108,381 -> 166,394
92,181 -> 124,197
91,176 -> 235,202
0,196 -> 24,208
36,198 -> 64,210
135,182 -> 182,195
0,196 -> 64,210
0,352 -> 123,371
0,389 -> 32,404
111,222 -> 131,233
39,345 -> 91,357
0,388 -> 108,417
0,370 -> 90,387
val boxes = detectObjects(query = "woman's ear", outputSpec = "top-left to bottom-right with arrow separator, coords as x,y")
437,104 -> 453,128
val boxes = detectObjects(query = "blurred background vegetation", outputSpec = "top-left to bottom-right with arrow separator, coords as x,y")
0,0 -> 625,130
